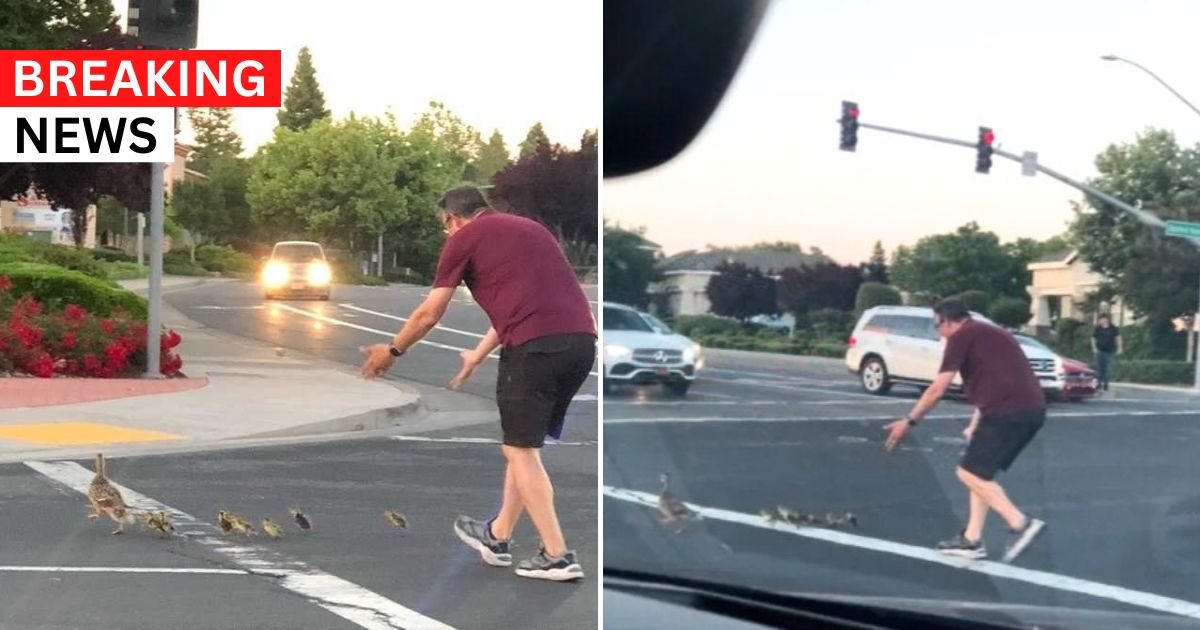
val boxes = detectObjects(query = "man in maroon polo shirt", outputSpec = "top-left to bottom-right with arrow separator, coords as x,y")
359,185 -> 595,581
883,299 -> 1047,563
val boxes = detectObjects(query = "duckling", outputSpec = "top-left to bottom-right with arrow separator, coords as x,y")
261,518 -> 283,540
384,510 -> 408,529
86,454 -> 133,535
143,511 -> 174,537
776,506 -> 800,524
217,510 -> 234,534
227,513 -> 255,536
289,509 -> 312,531
656,473 -> 698,532
828,512 -> 859,528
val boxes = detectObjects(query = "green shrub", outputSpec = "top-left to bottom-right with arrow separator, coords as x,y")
1113,360 -> 1193,385
1054,319 -> 1090,360
164,261 -> 211,277
195,244 -> 255,274
856,282 -> 902,312
809,308 -> 854,341
955,290 -> 992,316
0,235 -> 108,279
811,342 -> 848,358
991,297 -> 1032,329
100,261 -> 148,281
360,275 -> 389,287
674,314 -> 744,338
93,247 -> 135,263
907,292 -> 938,307
0,263 -> 147,318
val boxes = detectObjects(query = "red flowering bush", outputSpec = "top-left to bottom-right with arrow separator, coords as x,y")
0,275 -> 183,378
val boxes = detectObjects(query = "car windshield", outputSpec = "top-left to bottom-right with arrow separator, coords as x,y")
603,1 -> 1200,625
273,244 -> 324,262
640,313 -> 672,334
605,307 -> 654,332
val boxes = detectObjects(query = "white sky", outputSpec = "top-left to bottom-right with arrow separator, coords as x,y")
112,0 -> 600,155
604,0 -> 1200,264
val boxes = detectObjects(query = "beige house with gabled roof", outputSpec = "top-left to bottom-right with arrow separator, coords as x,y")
1026,250 -> 1131,330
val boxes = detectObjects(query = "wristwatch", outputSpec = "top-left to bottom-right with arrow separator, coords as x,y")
905,414 -> 918,427
388,345 -> 405,358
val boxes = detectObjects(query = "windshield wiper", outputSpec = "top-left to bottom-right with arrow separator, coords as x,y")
606,567 -> 1024,629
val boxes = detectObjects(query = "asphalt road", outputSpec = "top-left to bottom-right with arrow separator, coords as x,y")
603,349 -> 1200,626
1,280 -> 599,629
165,280 -> 599,406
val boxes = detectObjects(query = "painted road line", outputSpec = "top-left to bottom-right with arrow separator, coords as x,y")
0,566 -> 247,575
704,376 -> 881,400
603,485 -> 1200,620
604,399 -> 907,407
392,436 -> 595,446
273,303 -> 484,356
341,303 -> 601,377
278,303 -> 600,377
339,304 -> 486,339
0,423 -> 184,446
191,305 -> 265,310
25,460 -> 454,630
573,394 -> 598,402
604,408 -> 1200,426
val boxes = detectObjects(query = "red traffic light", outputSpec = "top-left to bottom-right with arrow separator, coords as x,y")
980,128 -> 995,145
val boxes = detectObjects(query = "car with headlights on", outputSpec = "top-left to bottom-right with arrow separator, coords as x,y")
261,241 -> 333,300
603,302 -> 700,396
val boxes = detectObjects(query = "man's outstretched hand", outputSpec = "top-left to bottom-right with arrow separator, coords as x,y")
360,344 -> 396,380
883,419 -> 911,452
449,351 -> 484,390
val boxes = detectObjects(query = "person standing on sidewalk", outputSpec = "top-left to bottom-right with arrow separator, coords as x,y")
1091,314 -> 1122,392
359,185 -> 595,581
883,299 -> 1047,563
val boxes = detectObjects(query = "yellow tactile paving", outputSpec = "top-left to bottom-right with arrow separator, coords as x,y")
0,422 -> 185,446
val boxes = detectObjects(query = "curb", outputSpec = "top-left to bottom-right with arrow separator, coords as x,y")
1114,382 -> 1197,394
119,276 -> 230,295
237,395 -> 425,440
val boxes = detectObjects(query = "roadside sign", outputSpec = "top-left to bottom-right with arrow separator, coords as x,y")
1164,220 -> 1200,239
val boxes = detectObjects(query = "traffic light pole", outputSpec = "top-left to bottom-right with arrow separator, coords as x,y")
145,163 -> 164,378
855,119 -> 1200,392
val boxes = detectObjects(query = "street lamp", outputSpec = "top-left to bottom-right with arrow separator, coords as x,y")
1100,55 -> 1200,118
1101,54 -> 1200,390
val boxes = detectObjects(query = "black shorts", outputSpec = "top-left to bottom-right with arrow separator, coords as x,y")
960,407 -> 1045,481
497,333 -> 595,448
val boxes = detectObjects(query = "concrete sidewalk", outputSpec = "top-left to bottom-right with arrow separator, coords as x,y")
0,277 -> 420,459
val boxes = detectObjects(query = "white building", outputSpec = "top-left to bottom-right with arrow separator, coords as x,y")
1026,250 -> 1131,330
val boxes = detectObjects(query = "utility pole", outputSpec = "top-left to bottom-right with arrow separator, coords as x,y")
145,164 -> 164,378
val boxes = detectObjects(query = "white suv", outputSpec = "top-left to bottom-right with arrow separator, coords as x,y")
603,302 -> 700,396
845,306 -> 1065,397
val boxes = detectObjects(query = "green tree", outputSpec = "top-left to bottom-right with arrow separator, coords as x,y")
604,224 -> 660,308
1069,129 -> 1200,345
186,108 -> 243,174
0,0 -> 114,49
519,122 -> 550,158
856,282 -> 902,312
862,240 -> 889,283
410,102 -> 482,184
706,262 -> 778,322
276,47 -> 331,131
891,222 -> 1028,300
171,157 -> 252,252
777,263 -> 862,318
990,297 -> 1033,330
473,130 -> 511,184
248,117 -> 404,246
